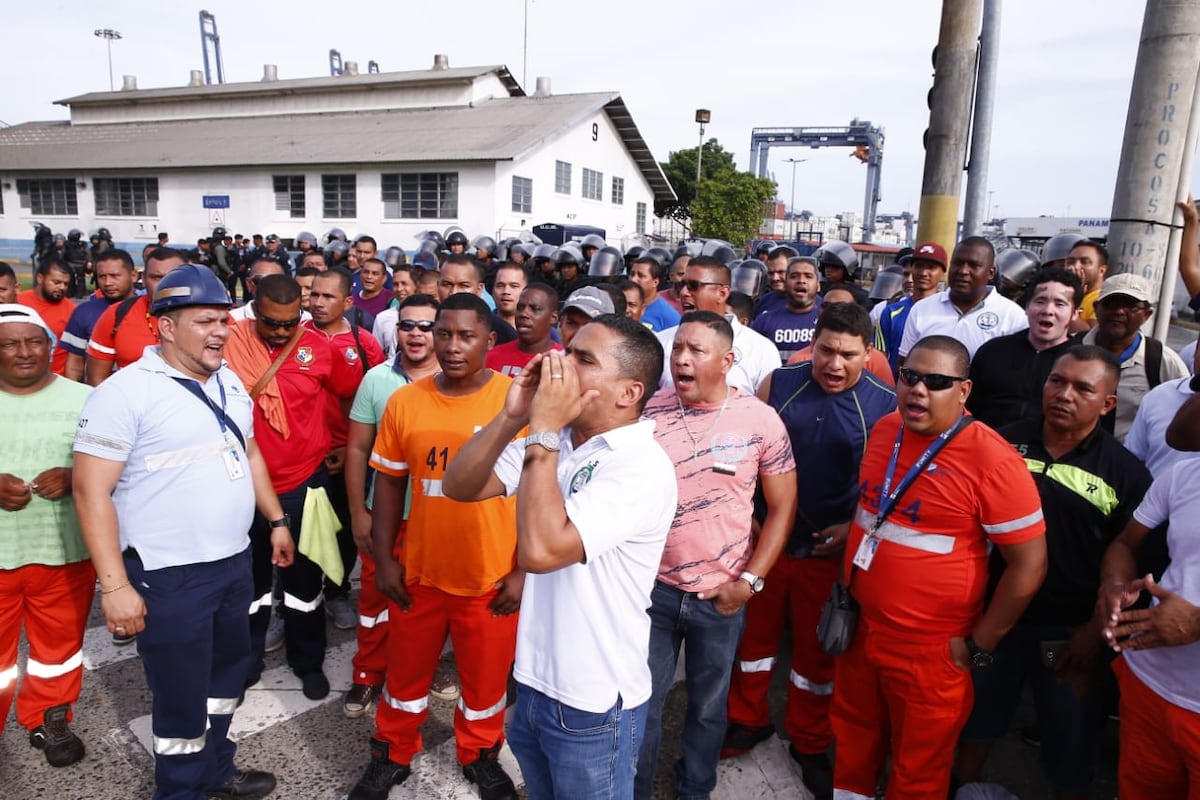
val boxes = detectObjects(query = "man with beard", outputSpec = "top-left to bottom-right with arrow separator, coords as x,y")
968,268 -> 1084,430
342,295 -> 441,719
491,264 -> 528,332
898,237 -> 1027,363
61,249 -> 137,382
17,259 -> 73,377
751,256 -> 823,364
1081,273 -> 1188,443
486,284 -> 561,377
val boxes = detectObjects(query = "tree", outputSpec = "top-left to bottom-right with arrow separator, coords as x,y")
691,170 -> 778,246
656,138 -> 738,222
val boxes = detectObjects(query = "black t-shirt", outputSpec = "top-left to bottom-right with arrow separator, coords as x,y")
968,331 -> 1081,431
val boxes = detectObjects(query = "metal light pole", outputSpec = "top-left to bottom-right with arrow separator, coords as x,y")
94,28 -> 123,92
523,0 -> 529,89
785,157 -> 807,239
695,109 -> 711,183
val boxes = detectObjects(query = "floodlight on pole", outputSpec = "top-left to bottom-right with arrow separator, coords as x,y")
695,109 -> 711,183
94,28 -> 123,92
785,157 -> 807,239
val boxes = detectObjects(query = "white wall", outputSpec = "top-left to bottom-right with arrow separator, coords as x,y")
494,109 -> 656,243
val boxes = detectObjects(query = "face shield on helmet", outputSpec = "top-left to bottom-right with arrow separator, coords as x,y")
580,234 -> 607,252
731,260 -> 769,298
531,243 -> 558,263
471,235 -> 498,258
325,227 -> 348,244
554,247 -> 582,268
588,247 -> 624,278
383,246 -> 408,269
813,240 -> 860,281
868,265 -> 906,301
996,248 -> 1041,289
295,231 -> 318,248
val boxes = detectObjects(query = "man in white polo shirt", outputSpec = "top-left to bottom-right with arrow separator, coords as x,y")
444,314 -> 676,800
898,237 -> 1026,363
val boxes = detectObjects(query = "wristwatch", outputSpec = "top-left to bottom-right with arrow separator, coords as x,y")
738,570 -> 766,594
268,514 -> 291,529
965,635 -> 994,668
522,431 -> 561,452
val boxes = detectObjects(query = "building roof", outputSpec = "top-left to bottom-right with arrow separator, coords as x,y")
56,64 -> 526,107
0,93 -> 675,204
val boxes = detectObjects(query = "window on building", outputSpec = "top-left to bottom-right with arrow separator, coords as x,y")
611,176 -> 625,206
322,174 -> 357,218
273,175 -> 306,218
512,176 -> 533,214
582,168 -> 603,201
93,177 -> 159,217
381,172 -> 459,219
555,161 -> 572,194
636,202 -> 647,235
16,179 -> 78,216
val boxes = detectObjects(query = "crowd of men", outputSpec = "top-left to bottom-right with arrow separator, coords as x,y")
3,209 -> 1200,800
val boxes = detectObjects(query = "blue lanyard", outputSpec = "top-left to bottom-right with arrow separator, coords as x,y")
872,414 -> 970,535
171,374 -> 242,448
1116,333 -> 1142,364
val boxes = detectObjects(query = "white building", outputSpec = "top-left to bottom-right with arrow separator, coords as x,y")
0,58 -> 674,259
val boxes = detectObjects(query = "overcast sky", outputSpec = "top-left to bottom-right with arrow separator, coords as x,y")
3,0 -> 1198,222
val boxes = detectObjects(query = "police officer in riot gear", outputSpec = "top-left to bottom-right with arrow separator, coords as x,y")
813,240 -> 869,306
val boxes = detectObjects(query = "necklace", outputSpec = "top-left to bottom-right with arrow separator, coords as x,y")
677,386 -> 732,461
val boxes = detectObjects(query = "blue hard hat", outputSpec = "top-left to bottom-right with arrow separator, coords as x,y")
150,264 -> 232,315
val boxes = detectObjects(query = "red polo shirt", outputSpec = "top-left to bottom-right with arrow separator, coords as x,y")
304,322 -> 385,448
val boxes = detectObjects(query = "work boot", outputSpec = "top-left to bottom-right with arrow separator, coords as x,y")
207,769 -> 277,799
28,704 -> 85,767
462,744 -> 517,800
719,722 -> 775,759
349,738 -> 411,800
789,747 -> 833,800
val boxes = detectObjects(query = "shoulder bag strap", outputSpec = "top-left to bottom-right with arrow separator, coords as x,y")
250,324 -> 305,399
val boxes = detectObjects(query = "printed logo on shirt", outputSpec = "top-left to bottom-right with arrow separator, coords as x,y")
732,346 -> 743,365
344,346 -> 359,363
710,432 -> 749,464
569,460 -> 599,494
976,312 -> 1000,331
295,346 -> 314,365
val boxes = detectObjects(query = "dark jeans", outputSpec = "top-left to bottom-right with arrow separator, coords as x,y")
960,623 -> 1115,794
322,468 -> 356,597
508,682 -> 646,800
126,547 -> 251,800
635,581 -> 746,800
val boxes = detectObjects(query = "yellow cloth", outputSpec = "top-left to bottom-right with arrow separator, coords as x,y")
299,486 -> 344,585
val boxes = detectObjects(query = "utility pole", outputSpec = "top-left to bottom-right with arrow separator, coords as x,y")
917,0 -> 983,254
786,158 -> 806,240
1105,0 -> 1200,339
962,0 -> 1001,237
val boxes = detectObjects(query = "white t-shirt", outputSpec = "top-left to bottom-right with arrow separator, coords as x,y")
1125,458 -> 1200,712
657,314 -> 778,396
898,287 -> 1027,360
493,418 -> 676,712
1124,377 -> 1199,478
1180,338 -> 1197,375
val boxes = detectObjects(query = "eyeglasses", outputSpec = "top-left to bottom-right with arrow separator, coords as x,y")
679,279 -> 726,292
257,313 -> 302,330
897,367 -> 967,392
398,319 -> 435,332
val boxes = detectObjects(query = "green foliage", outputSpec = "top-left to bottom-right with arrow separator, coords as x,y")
691,170 -> 778,246
656,139 -> 738,222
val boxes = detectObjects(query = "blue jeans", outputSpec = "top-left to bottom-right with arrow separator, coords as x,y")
508,682 -> 646,800
635,581 -> 746,800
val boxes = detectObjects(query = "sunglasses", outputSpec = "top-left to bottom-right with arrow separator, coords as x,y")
898,367 -> 967,392
398,319 -> 435,332
257,313 -> 302,330
679,279 -> 725,292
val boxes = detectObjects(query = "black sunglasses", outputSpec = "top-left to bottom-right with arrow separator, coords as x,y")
398,319 -> 435,332
898,367 -> 967,392
258,313 -> 302,330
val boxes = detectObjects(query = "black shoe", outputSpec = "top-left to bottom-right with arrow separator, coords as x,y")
462,745 -> 517,800
720,722 -> 776,759
349,739 -> 411,800
207,769 -> 277,799
299,670 -> 330,700
28,704 -> 85,767
789,747 -> 833,800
